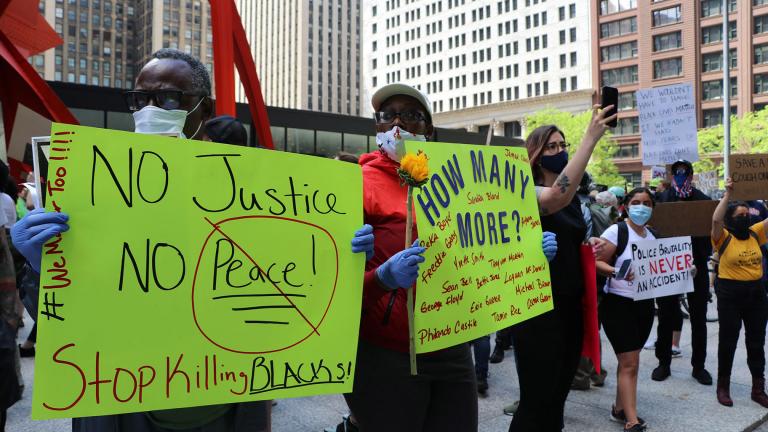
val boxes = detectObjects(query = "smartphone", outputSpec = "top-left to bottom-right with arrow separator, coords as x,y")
615,259 -> 632,280
601,86 -> 619,128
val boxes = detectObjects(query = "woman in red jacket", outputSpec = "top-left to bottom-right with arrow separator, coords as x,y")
343,84 -> 476,432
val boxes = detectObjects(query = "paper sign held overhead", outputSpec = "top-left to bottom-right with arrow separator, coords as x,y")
730,153 -> 768,201
405,141 -> 552,354
638,83 -> 698,166
33,124 -> 364,419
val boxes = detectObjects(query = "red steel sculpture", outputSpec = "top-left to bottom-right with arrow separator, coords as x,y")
0,0 -> 274,175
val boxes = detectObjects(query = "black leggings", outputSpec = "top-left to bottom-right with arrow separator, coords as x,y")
510,295 -> 583,432
345,341 -> 477,432
716,278 -> 768,380
495,326 -> 513,350
656,270 -> 709,369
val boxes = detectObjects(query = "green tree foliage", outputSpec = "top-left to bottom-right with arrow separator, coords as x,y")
525,107 -> 624,187
693,108 -> 768,176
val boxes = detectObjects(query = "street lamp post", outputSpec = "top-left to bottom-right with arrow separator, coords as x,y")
722,0 -> 731,179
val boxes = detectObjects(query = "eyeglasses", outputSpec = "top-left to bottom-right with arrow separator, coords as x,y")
374,111 -> 427,125
544,141 -> 569,152
123,90 -> 207,112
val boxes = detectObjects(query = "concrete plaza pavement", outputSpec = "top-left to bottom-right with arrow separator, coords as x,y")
8,304 -> 768,432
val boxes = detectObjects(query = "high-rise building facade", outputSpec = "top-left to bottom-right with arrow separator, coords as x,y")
31,0 -> 212,92
592,0 -> 768,186
362,0 -> 594,139
33,0 -> 137,89
236,0 -> 364,116
134,0 -> 213,72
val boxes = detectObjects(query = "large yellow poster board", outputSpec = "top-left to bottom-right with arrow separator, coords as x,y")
406,142 -> 553,353
33,124 -> 363,419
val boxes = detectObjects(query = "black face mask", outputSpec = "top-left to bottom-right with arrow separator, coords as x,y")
727,215 -> 751,240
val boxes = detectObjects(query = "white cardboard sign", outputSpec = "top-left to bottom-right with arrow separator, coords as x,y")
631,236 -> 695,301
638,83 -> 699,166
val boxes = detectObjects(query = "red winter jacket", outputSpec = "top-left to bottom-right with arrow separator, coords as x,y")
359,151 -> 418,353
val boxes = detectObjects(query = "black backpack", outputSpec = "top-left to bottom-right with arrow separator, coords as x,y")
717,231 -> 759,257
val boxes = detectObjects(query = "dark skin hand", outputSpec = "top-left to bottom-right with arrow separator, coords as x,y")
376,95 -> 434,138
134,58 -> 214,140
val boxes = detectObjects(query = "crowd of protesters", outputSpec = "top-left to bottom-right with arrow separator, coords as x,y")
4,49 -> 768,432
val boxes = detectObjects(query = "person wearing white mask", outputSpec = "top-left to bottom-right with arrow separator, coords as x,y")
339,84 -> 559,432
595,188 -> 658,432
124,48 -> 214,139
338,84 -> 474,432
11,48 -> 376,432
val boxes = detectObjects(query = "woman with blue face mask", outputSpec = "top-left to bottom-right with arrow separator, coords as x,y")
595,188 -> 658,432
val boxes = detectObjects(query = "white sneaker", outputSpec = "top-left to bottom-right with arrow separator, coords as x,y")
643,338 -> 656,350
671,345 -> 682,358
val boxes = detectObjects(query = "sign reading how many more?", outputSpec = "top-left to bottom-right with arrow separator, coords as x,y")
405,141 -> 553,353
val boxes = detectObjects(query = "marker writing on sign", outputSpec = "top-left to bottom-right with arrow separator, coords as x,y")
41,344 -> 355,411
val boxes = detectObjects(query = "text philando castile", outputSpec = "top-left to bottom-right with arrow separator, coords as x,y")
412,148 -> 554,349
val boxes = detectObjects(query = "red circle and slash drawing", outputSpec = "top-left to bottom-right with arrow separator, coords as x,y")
191,215 -> 340,354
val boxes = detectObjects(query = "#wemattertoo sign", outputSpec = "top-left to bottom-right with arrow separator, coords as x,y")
405,141 -> 552,353
33,124 -> 364,419
630,236 -> 695,301
638,83 -> 699,166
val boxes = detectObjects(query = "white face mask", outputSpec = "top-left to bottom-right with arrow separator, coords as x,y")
132,97 -> 205,139
375,126 -> 427,162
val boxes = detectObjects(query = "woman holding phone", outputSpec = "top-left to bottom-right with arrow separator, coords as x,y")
509,103 -> 615,432
596,188 -> 657,432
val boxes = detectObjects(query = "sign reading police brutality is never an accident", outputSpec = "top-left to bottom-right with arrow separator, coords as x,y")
405,141 -> 552,353
638,83 -> 699,166
631,236 -> 695,301
33,124 -> 364,419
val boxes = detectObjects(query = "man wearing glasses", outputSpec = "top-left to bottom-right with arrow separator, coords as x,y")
14,47 -> 377,430
339,83 -> 475,432
13,49 -> 263,432
123,48 -> 214,140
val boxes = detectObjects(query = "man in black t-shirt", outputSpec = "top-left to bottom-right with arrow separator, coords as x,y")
652,160 -> 713,385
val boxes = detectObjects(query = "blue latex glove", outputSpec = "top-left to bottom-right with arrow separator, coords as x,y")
351,224 -> 374,261
542,231 -> 557,262
11,209 -> 70,273
376,240 -> 426,290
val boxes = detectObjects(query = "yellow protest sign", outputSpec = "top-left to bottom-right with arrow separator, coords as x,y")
33,123 -> 364,419
406,142 -> 553,353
